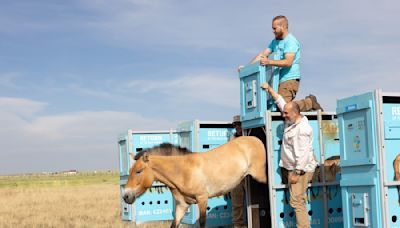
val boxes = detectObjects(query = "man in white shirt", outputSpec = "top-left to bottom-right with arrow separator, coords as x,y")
261,82 -> 317,228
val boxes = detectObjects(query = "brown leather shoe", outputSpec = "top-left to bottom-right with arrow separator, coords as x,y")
307,94 -> 323,111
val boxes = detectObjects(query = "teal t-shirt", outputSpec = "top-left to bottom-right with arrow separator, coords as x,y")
267,33 -> 301,83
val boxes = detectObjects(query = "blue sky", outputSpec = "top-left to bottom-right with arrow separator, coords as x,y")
1,0 -> 399,174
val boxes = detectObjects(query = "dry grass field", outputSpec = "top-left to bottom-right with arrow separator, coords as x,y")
0,171 -> 176,228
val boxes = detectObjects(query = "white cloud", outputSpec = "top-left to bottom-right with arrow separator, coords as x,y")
125,73 -> 239,108
0,97 -> 47,118
0,96 -> 175,174
67,84 -> 123,100
24,110 -> 172,141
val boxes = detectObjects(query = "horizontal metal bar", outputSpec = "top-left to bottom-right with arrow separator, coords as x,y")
272,182 -> 340,189
384,181 -> 400,187
129,130 -> 177,133
269,111 -> 336,116
382,92 -> 400,97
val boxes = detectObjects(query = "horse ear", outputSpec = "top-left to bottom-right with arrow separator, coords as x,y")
129,153 -> 135,159
143,153 -> 149,162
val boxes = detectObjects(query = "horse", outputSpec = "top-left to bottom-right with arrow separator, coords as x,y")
394,154 -> 400,203
312,155 -> 341,183
122,136 -> 267,228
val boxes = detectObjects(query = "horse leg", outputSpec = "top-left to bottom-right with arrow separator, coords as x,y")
170,190 -> 189,228
171,202 -> 189,228
196,195 -> 209,228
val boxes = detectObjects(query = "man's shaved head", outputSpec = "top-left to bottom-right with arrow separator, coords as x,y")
287,101 -> 300,114
272,15 -> 289,40
272,15 -> 288,29
283,101 -> 301,124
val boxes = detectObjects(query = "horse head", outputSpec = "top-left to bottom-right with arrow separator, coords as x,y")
123,143 -> 191,204
123,151 -> 155,204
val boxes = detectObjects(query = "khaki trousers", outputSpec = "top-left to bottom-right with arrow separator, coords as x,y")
231,179 -> 246,226
278,79 -> 313,112
288,172 -> 314,228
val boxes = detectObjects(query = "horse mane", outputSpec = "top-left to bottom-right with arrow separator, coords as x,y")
134,143 -> 192,160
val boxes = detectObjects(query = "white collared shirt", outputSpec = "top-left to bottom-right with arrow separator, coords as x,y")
275,96 -> 318,172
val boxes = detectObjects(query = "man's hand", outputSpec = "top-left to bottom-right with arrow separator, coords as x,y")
237,65 -> 244,73
260,82 -> 270,91
260,82 -> 280,101
289,172 -> 300,184
260,55 -> 270,66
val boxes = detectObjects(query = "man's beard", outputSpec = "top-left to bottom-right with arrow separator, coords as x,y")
275,33 -> 284,40
286,119 -> 295,126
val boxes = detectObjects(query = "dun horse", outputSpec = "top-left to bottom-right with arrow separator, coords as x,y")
312,155 -> 341,183
123,136 -> 267,228
394,154 -> 400,203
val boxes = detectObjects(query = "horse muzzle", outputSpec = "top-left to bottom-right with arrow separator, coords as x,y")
123,190 -> 136,204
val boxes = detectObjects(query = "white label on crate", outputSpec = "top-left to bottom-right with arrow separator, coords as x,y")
138,208 -> 172,216
207,130 -> 228,141
139,135 -> 163,145
328,216 -> 343,224
208,213 -> 217,219
353,135 -> 361,152
138,210 -> 151,216
279,218 -> 320,228
207,212 -> 231,219
219,212 -> 231,219
153,208 -> 172,215
392,107 -> 400,120
311,218 -> 321,225
208,130 -> 228,137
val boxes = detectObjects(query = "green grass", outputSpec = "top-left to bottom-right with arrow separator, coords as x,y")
0,171 -> 119,188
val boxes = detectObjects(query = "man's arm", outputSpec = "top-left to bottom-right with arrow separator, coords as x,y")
261,82 -> 286,111
261,83 -> 280,101
238,48 -> 272,72
260,52 -> 295,67
250,48 -> 272,64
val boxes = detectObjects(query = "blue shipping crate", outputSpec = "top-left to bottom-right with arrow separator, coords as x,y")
239,59 -> 280,129
337,89 -> 400,227
177,120 -> 234,226
320,117 -> 344,227
118,130 -> 178,177
383,100 -> 400,228
118,130 -> 177,223
120,180 -> 175,223
327,185 -> 344,226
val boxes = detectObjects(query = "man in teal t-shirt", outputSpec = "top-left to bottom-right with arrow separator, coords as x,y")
267,33 -> 301,83
247,15 -> 322,112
